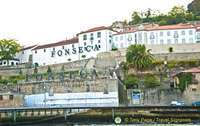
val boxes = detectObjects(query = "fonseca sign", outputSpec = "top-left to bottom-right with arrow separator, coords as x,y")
26,69 -> 99,82
51,44 -> 101,57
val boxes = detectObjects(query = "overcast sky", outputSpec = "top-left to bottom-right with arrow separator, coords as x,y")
0,0 -> 193,46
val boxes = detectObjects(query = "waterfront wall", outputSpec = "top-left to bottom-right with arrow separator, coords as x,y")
127,88 -> 183,106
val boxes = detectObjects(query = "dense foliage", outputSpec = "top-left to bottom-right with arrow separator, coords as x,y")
177,73 -> 193,92
0,39 -> 20,65
127,0 -> 200,26
123,73 -> 160,89
126,44 -> 154,70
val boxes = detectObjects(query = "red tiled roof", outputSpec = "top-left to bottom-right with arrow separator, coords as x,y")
79,26 -> 109,34
144,25 -> 194,31
32,37 -> 78,50
182,68 -> 200,73
113,29 -> 137,36
20,45 -> 37,51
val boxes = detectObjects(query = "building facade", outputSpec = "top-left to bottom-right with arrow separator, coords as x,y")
113,24 -> 198,50
12,24 -> 200,67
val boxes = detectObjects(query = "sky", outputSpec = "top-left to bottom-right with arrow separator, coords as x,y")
0,0 -> 193,46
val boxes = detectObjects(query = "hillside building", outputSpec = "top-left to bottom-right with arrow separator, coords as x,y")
5,24 -> 200,67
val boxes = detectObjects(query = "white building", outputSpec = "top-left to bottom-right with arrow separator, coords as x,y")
0,59 -> 19,66
30,26 -> 117,66
32,37 -> 79,66
12,24 -> 200,67
113,24 -> 197,49
15,45 -> 38,64
78,26 -> 117,60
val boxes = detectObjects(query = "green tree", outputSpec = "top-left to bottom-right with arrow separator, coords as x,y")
126,44 -> 154,70
131,11 -> 142,24
158,20 -> 167,26
187,0 -> 200,14
0,39 -> 20,66
168,47 -> 173,53
47,66 -> 52,73
185,13 -> 194,21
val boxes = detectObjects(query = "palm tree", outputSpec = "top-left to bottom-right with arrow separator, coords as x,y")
126,44 -> 154,70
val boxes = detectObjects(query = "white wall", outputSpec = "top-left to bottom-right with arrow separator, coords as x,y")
0,60 -> 19,66
24,92 -> 119,107
112,28 -> 197,49
32,43 -> 79,66
78,29 -> 117,60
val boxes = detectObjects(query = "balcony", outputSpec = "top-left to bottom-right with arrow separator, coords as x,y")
174,34 -> 179,38
127,38 -> 132,41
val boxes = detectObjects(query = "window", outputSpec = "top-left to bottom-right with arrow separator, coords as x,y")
104,84 -> 108,94
160,39 -> 164,44
0,62 -> 2,65
175,39 -> 178,44
120,35 -> 123,40
151,40 -> 154,45
189,38 -> 193,43
97,32 -> 101,38
150,32 -> 154,39
90,33 -> 94,40
11,62 -> 14,66
182,38 -> 186,43
197,33 -> 200,39
138,33 -> 142,44
84,42 -> 86,46
167,31 -> 171,36
44,49 -> 46,52
86,84 -> 90,92
174,31 -> 179,38
115,37 -> 118,41
189,30 -> 193,35
160,32 -> 163,36
68,85 -> 72,93
192,88 -> 197,92
9,95 -> 13,100
98,40 -> 101,43
62,46 -> 64,49
120,43 -> 123,48
0,95 -> 3,100
16,62 -> 18,65
167,39 -> 171,44
32,87 -> 35,94
83,34 -> 87,40
182,31 -> 185,35
22,51 -> 24,54
35,50 -> 37,54
109,40 -> 112,43
53,48 -> 55,51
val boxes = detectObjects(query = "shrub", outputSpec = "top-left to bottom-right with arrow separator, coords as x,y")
177,73 -> 192,92
111,47 -> 118,51
34,67 -> 38,74
1,79 -> 9,84
34,63 -> 39,67
19,75 -> 26,80
145,76 -> 160,88
47,66 -> 52,73
68,58 -> 71,61
82,55 -> 86,58
19,68 -> 22,74
12,78 -> 18,84
168,47 -> 173,53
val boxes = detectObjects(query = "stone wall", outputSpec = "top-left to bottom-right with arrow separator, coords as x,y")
0,91 -> 24,108
7,79 -> 118,95
127,88 -> 183,106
